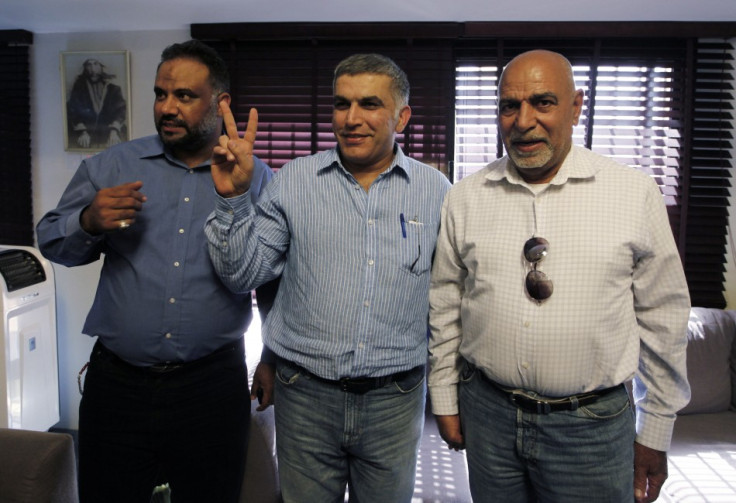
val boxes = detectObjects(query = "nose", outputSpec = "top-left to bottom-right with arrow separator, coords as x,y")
515,101 -> 536,132
159,95 -> 179,116
344,102 -> 362,126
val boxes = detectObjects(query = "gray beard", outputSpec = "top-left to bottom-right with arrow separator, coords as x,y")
508,143 -> 554,170
157,106 -> 219,153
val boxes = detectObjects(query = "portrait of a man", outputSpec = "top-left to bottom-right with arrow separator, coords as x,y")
61,51 -> 130,152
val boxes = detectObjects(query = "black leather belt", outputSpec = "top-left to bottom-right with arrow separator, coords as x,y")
479,371 -> 621,414
283,359 -> 424,394
93,338 -> 244,374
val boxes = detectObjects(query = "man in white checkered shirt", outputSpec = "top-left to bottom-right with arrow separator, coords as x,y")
428,49 -> 691,503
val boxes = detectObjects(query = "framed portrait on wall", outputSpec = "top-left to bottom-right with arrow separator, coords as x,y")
60,50 -> 131,152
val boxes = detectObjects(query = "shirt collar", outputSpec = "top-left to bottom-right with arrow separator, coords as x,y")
138,135 -> 211,170
320,144 -> 412,180
486,145 -> 600,187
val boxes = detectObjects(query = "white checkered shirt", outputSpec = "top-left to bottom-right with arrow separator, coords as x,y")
428,146 -> 691,451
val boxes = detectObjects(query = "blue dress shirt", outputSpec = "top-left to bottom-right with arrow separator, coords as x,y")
206,146 -> 451,379
36,135 -> 273,366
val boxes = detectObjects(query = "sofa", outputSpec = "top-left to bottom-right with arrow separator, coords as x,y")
660,307 -> 736,502
0,428 -> 79,503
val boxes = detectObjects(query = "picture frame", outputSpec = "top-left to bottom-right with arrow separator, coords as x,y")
60,50 -> 131,152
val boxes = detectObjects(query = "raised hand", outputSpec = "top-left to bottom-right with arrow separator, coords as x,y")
210,101 -> 259,198
80,180 -> 146,235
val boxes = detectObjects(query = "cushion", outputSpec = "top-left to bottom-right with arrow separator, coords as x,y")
678,307 -> 735,415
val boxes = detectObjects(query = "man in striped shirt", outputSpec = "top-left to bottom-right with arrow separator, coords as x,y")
206,53 -> 450,502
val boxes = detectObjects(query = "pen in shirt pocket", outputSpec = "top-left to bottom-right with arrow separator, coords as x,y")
400,213 -> 407,238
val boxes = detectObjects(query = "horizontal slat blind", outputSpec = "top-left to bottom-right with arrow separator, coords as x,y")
0,37 -> 33,246
197,26 -> 734,308
454,38 -> 733,307
684,40 -> 735,308
209,39 -> 455,174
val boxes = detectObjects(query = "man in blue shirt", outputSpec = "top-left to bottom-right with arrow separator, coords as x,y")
37,40 -> 276,503
206,53 -> 451,502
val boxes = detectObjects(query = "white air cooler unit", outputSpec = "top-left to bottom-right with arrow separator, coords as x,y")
0,245 -> 59,431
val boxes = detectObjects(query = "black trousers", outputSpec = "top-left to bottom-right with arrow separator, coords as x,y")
78,340 -> 250,503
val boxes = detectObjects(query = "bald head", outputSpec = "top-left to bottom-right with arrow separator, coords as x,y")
497,50 -> 584,183
500,50 -> 577,96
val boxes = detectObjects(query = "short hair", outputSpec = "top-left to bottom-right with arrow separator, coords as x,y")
333,53 -> 410,108
159,40 -> 230,94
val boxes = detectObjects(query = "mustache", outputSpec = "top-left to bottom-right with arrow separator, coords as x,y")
508,133 -> 549,145
158,115 -> 188,129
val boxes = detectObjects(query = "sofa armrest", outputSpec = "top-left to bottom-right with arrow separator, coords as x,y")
0,428 -> 79,503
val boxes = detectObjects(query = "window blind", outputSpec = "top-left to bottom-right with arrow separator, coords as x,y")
453,37 -> 733,307
208,38 -> 455,175
194,23 -> 736,307
0,30 -> 33,246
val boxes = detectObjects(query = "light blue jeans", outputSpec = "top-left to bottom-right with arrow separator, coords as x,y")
460,366 -> 635,503
274,361 -> 426,503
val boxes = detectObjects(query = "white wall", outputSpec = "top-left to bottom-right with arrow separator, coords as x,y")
31,30 -> 188,429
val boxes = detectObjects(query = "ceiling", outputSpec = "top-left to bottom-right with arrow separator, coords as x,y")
2,0 -> 736,34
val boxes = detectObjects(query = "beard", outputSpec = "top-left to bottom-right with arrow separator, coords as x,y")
506,136 -> 554,171
156,105 -> 219,153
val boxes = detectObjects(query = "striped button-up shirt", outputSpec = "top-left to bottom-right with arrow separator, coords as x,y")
428,146 -> 691,451
207,146 -> 451,379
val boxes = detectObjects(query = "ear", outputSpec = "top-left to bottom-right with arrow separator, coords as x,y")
571,89 -> 584,126
217,93 -> 232,116
395,105 -> 412,133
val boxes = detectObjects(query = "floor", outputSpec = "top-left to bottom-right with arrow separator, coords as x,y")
413,414 -> 472,503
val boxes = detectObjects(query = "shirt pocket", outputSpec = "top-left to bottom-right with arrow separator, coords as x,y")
400,219 -> 434,277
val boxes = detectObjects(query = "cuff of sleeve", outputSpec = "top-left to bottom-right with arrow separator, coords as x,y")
428,385 -> 459,416
66,207 -> 104,245
214,189 -> 252,222
635,407 -> 675,452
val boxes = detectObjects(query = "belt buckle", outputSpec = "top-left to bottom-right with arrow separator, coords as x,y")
339,377 -> 373,394
510,392 -> 552,414
149,362 -> 183,373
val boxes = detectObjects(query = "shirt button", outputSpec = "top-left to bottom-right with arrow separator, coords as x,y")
169,298 -> 176,304
522,362 -> 529,369
184,197 -> 190,202
179,228 -> 185,234
165,333 -> 172,339
222,241 -> 228,247
368,259 -> 374,266
523,321 -> 530,328
367,219 -> 374,226
188,169 -> 194,174
363,300 -> 370,307
173,261 -> 180,267
358,342 -> 365,349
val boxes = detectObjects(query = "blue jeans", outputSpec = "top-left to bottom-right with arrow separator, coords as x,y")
460,366 -> 635,503
78,341 -> 250,503
274,361 -> 426,503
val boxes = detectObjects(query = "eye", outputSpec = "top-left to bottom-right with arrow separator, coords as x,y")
531,96 -> 558,110
498,101 -> 519,116
333,100 -> 349,110
176,92 -> 194,103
